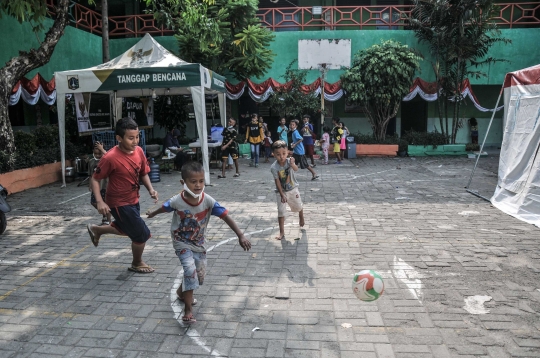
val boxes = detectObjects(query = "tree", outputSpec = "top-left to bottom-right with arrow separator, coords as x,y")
152,95 -> 191,137
267,61 -> 322,120
341,40 -> 422,142
408,0 -> 510,143
0,0 -> 92,170
144,0 -> 275,81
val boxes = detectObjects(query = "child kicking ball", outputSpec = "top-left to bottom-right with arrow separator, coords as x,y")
146,161 -> 251,323
270,140 -> 306,241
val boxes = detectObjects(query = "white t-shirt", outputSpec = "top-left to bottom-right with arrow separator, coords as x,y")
270,158 -> 299,192
162,192 -> 228,252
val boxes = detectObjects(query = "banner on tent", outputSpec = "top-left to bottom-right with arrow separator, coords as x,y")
74,93 -> 112,135
122,97 -> 154,127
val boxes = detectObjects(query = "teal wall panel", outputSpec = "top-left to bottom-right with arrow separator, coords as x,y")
248,28 -> 540,86
0,15 -> 102,80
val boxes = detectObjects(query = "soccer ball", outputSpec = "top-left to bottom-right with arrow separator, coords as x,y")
352,270 -> 384,301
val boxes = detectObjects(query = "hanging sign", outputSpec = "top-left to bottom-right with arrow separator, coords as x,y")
122,97 -> 154,127
74,92 -> 112,134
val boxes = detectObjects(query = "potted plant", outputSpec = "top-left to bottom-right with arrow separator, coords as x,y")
466,143 -> 481,158
403,130 -> 466,156
398,139 -> 409,157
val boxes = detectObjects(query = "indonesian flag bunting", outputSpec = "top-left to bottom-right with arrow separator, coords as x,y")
10,73 -> 502,112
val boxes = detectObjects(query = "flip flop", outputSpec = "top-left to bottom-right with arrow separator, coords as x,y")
87,224 -> 99,247
218,175 -> 226,179
311,176 -> 319,181
128,265 -> 155,273
182,314 -> 196,323
178,297 -> 198,306
233,173 -> 240,177
275,234 -> 285,241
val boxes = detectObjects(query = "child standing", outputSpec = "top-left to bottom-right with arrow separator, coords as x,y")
245,113 -> 264,167
340,122 -> 349,159
331,117 -> 344,164
290,119 -> 319,180
277,117 -> 289,146
270,140 -> 305,241
147,161 -> 251,323
87,141 -> 110,225
263,130 -> 273,163
219,117 -> 240,179
86,117 -> 159,274
320,127 -> 331,165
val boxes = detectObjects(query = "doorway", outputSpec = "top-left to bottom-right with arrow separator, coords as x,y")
401,98 -> 427,135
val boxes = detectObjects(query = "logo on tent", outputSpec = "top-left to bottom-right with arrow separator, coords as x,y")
68,75 -> 79,90
128,48 -> 154,64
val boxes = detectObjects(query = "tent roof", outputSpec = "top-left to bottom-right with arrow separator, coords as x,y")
55,33 -> 226,96
503,64 -> 540,88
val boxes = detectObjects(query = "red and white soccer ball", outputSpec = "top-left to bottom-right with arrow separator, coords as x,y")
352,270 -> 385,301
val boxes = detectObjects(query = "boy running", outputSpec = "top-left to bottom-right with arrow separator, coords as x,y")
290,119 -> 319,180
86,117 -> 159,274
270,140 -> 305,241
219,117 -> 240,179
147,161 -> 251,323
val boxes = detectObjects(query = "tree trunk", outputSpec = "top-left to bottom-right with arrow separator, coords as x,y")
102,0 -> 110,63
0,0 -> 70,170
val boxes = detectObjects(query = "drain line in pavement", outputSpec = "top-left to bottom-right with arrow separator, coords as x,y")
170,224 -> 291,356
57,192 -> 90,204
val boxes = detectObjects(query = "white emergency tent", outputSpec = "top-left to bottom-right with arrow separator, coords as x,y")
488,64 -> 540,226
55,33 -> 227,185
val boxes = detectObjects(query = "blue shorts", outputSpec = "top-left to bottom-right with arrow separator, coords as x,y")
90,189 -> 106,205
176,248 -> 207,291
110,203 -> 151,244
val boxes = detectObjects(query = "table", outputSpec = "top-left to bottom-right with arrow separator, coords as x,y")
188,141 -> 222,167
161,154 -> 175,174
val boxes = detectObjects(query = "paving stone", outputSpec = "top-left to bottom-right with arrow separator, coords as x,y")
0,154 -> 536,358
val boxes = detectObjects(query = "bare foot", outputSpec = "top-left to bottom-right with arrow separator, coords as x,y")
299,216 -> 305,227
275,234 -> 285,240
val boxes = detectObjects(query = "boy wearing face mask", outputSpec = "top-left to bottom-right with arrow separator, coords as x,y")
146,161 -> 251,323
219,117 -> 240,179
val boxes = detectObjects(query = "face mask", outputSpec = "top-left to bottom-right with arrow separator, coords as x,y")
183,183 -> 204,199
228,126 -> 234,129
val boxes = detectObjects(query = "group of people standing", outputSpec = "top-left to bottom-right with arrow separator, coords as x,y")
216,113 -> 351,179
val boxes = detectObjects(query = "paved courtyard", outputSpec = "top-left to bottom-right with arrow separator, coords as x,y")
1,153 -> 539,358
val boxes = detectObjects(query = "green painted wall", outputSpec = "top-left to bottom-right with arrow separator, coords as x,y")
249,28 -> 540,86
0,15 -> 103,80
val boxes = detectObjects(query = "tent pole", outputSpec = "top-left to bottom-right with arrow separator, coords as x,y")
57,93 -> 67,188
465,84 -> 503,189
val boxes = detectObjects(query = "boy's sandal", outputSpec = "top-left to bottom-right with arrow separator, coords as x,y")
182,314 -> 196,323
218,175 -> 226,179
87,224 -> 99,247
233,173 -> 240,177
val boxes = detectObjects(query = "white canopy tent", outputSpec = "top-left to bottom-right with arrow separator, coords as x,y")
467,64 -> 540,226
55,33 -> 227,186
491,64 -> 540,226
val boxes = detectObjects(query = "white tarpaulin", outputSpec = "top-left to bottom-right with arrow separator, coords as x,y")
55,33 -> 226,185
491,64 -> 540,226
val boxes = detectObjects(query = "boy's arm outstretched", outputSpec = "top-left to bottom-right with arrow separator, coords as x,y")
222,215 -> 251,251
146,206 -> 166,218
